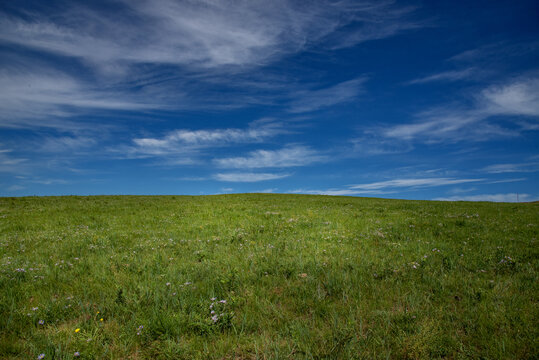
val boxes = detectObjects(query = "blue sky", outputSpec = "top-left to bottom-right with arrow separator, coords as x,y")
1,0 -> 538,201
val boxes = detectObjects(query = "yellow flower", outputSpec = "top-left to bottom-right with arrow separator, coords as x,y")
100,318 -> 103,322
96,311 -> 100,314
75,328 -> 80,333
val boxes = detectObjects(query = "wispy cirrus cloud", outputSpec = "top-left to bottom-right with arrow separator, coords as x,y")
449,41 -> 539,64
435,193 -> 536,202
0,148 -> 28,173
214,172 -> 290,182
126,119 -> 287,159
480,77 -> 539,117
349,177 -> 484,190
326,2 -> 423,49
40,135 -> 98,153
407,68 -> 476,84
482,162 -> 539,174
0,1 -> 420,130
290,177 -> 486,197
0,67 -> 169,129
378,75 -> 539,144
288,77 -> 366,113
214,145 -> 326,168
289,188 -> 392,196
0,1 -> 418,72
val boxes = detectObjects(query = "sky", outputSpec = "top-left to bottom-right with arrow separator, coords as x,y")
0,0 -> 538,201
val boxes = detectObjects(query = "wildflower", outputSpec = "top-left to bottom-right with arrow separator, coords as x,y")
211,310 -> 215,315
37,354 -> 45,360
38,319 -> 44,325
74,352 -> 80,357
166,282 -> 171,286
32,307 -> 39,311
219,299 -> 226,304
100,318 -> 103,322
211,315 -> 219,323
75,328 -> 80,333
211,297 -> 216,301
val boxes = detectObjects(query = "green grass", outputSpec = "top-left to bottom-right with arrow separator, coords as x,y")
0,194 -> 537,359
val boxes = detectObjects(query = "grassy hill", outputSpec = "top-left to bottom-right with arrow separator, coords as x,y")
0,194 -> 537,359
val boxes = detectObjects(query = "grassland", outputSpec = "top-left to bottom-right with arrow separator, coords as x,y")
0,194 -> 537,359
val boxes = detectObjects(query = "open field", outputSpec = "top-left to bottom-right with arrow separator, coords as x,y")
0,194 -> 537,359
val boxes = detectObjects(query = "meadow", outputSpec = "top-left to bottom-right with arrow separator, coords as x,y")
0,194 -> 537,359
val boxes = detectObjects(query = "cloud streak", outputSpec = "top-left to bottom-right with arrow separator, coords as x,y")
349,177 -> 484,190
0,1 -> 418,72
435,193 -> 536,202
378,75 -> 539,144
290,177 -> 489,197
214,172 -> 290,182
0,67 -> 169,129
482,162 -> 539,174
408,68 -> 476,84
214,145 -> 325,169
288,78 -> 366,113
127,119 -> 287,158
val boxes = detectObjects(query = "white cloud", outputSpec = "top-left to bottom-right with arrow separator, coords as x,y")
408,68 -> 476,84
254,188 -> 277,193
175,176 -> 209,181
289,188 -> 391,196
29,179 -> 69,185
0,1 -> 417,71
434,193 -> 536,202
288,78 -> 366,113
381,109 -> 481,142
0,68 -> 168,129
482,162 -> 539,174
327,3 -> 422,49
378,75 -> 539,144
290,176 -> 485,196
449,41 -> 539,63
40,136 -> 98,152
0,1 -> 419,128
480,77 -> 539,117
214,145 -> 325,168
214,172 -> 290,182
349,177 -> 484,190
128,119 -> 286,158
0,149 -> 28,173
486,178 -> 527,184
